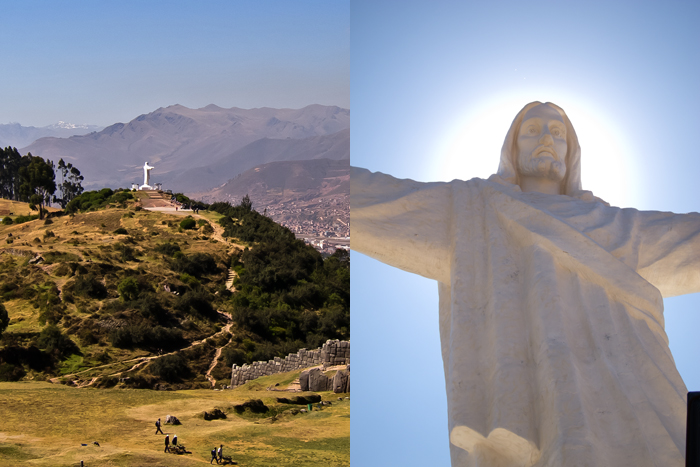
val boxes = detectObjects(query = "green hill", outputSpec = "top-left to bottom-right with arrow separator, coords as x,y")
0,191 -> 349,390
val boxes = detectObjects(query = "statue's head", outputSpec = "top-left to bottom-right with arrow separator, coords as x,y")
497,102 -> 582,196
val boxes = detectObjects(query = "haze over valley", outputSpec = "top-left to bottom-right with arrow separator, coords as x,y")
14,104 -> 350,241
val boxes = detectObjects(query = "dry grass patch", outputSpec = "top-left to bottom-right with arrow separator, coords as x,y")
0,377 -> 348,467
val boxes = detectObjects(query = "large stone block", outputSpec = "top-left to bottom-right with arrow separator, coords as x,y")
332,369 -> 350,393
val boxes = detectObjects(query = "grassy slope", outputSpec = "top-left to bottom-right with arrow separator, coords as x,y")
0,200 -> 232,385
0,371 -> 349,466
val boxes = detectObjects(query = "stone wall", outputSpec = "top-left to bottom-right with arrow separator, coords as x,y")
230,339 -> 349,388
0,248 -> 34,258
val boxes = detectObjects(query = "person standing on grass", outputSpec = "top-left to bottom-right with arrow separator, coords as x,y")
210,447 -> 218,464
155,418 -> 163,435
164,434 -> 170,453
218,444 -> 223,463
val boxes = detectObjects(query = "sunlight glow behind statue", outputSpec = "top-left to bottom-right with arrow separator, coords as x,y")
351,102 -> 699,466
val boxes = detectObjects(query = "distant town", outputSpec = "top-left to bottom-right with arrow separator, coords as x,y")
259,194 -> 349,256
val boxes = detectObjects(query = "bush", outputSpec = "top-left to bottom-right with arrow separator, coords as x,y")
148,354 -> 190,382
179,217 -> 196,230
179,273 -> 200,288
113,227 -> 128,235
222,346 -> 247,367
117,277 -> 139,301
0,362 -> 26,381
233,399 -> 268,414
155,242 -> 181,256
277,395 -> 322,405
0,303 -> 8,337
172,253 -> 218,278
109,324 -> 185,351
79,328 -> 99,345
71,274 -> 107,299
13,214 -> 38,224
175,289 -> 216,319
1,217 -> 12,225
113,242 -> 136,262
37,324 -> 80,358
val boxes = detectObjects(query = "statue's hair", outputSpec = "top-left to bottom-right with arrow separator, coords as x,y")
497,102 -> 582,196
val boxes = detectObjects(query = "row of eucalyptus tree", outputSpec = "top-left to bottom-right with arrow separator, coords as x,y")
0,146 -> 83,218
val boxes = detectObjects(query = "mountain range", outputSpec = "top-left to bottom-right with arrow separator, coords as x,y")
21,104 -> 350,192
0,122 -> 103,149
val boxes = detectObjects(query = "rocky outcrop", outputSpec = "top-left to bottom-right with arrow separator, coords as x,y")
332,369 -> 350,393
165,415 -> 181,425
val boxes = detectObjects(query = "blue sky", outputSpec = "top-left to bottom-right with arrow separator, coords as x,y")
0,0 -> 349,127
350,1 -> 700,465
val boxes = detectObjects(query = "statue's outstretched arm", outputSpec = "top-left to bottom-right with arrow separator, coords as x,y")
351,167 -> 451,283
626,209 -> 700,298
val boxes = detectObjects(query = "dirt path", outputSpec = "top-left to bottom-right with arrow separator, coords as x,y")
205,312 -> 234,387
51,310 -> 235,387
48,210 -> 243,388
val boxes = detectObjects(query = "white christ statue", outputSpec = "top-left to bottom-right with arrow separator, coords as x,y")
351,102 -> 700,466
140,161 -> 154,190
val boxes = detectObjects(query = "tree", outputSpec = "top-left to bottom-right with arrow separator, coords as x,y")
240,194 -> 253,211
54,158 -> 84,208
0,147 -> 22,200
19,155 -> 56,220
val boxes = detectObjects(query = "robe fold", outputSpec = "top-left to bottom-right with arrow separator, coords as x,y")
351,167 -> 700,467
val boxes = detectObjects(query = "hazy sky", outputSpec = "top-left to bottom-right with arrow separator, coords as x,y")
351,1 -> 700,466
0,0 -> 349,127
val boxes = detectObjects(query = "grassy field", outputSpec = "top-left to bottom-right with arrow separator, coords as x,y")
0,371 -> 349,466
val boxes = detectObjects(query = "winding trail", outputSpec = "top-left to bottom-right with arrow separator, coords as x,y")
49,209 -> 244,388
51,311 -> 235,388
204,312 -> 235,387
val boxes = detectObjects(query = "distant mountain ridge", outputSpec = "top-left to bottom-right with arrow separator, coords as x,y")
21,104 -> 350,191
196,158 -> 349,205
167,128 -> 349,192
0,122 -> 103,149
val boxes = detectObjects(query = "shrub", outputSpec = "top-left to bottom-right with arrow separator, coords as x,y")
2,217 -> 12,225
113,227 -> 128,235
174,289 -> 216,319
0,362 -> 26,381
117,277 -> 139,301
0,303 -> 9,337
179,217 -> 196,230
172,252 -> 218,277
12,214 -> 38,224
222,346 -> 247,367
109,324 -> 185,351
148,354 -> 190,382
79,328 -> 99,345
37,324 -> 80,358
71,274 -> 107,299
113,243 -> 136,262
155,242 -> 181,257
179,273 -> 200,288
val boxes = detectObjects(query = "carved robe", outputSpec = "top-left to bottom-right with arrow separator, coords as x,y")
351,167 -> 700,466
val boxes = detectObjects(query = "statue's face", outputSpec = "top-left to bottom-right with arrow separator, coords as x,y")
516,104 -> 567,182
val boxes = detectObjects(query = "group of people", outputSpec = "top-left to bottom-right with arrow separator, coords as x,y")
155,418 -> 228,462
210,444 -> 225,464
163,433 -> 178,452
